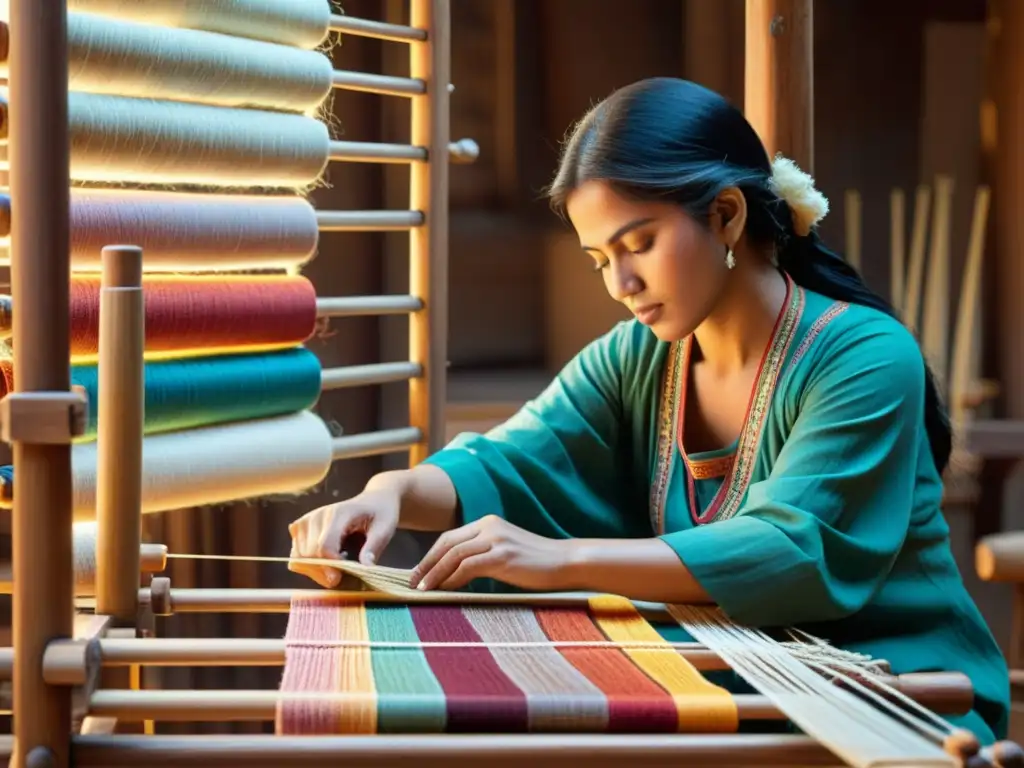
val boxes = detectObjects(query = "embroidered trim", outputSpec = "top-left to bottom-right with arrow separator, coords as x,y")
648,341 -> 684,534
648,277 -> 807,533
687,455 -> 734,480
790,301 -> 848,368
708,285 -> 804,523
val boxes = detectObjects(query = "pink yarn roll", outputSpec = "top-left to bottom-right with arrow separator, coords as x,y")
0,188 -> 319,272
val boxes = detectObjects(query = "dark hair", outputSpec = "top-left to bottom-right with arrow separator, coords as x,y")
547,77 -> 951,474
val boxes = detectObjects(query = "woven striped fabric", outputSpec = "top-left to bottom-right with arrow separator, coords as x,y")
275,593 -> 738,735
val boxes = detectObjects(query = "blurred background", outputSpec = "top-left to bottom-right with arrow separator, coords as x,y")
3,0 -> 1023,743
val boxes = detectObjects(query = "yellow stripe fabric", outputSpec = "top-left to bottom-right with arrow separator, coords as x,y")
588,595 -> 738,732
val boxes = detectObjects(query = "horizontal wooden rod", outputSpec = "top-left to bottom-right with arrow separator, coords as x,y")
321,362 -> 421,390
0,542 -> 166,595
315,295 -> 423,317
316,210 -> 424,231
68,733 -> 842,767
329,138 -> 478,164
330,427 -> 422,460
332,69 -> 424,96
328,13 -> 427,42
85,689 -> 790,723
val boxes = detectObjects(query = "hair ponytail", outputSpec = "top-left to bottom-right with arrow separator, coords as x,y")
778,233 -> 952,474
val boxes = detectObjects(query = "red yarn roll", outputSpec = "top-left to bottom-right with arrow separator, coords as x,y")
9,275 -> 318,358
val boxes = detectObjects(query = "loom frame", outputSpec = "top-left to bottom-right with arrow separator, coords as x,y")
2,1 -> 1017,767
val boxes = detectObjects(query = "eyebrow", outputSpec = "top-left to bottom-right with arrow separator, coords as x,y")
581,217 -> 655,252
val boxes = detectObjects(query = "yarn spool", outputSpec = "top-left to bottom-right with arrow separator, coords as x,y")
0,92 -> 331,188
70,522 -> 166,596
0,189 -> 319,272
0,347 -> 324,440
52,12 -> 335,112
0,275 -> 319,359
0,410 -> 334,520
65,0 -> 333,50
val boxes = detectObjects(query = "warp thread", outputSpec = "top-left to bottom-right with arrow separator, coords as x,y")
54,91 -> 330,188
59,12 -> 335,112
65,0 -> 334,50
0,410 -> 334,520
0,347 -> 324,440
0,275 -> 319,359
0,189 -> 320,272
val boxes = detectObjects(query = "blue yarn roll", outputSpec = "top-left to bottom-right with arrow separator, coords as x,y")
71,346 -> 322,441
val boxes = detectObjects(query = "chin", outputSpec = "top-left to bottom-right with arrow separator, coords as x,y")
647,321 -> 692,343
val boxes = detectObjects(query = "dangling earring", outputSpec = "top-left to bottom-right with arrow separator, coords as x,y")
725,247 -> 736,270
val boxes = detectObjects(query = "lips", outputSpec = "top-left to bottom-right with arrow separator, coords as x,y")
633,303 -> 663,325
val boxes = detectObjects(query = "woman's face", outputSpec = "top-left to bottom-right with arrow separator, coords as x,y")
565,179 -> 736,342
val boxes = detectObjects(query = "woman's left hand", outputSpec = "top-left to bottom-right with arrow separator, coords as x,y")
409,515 -> 571,592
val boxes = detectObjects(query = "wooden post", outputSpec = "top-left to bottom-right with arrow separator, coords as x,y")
8,0 -> 74,765
744,0 -> 814,171
408,0 -> 451,465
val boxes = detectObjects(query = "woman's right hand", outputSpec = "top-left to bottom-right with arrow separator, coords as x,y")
287,481 -> 403,588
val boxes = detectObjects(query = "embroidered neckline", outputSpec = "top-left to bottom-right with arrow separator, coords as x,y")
648,276 -> 805,534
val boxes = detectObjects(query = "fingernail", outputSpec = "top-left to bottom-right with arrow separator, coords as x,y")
363,551 -> 375,565
417,582 -> 427,591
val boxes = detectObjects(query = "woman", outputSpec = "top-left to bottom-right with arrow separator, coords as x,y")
288,77 -> 1009,742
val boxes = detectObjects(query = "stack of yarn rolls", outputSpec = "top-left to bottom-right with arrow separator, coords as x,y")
0,0 -> 343,520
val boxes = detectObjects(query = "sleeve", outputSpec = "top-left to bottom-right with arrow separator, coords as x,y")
662,319 -> 929,628
423,321 -> 649,541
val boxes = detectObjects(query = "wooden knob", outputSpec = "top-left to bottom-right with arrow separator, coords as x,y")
989,741 -> 1024,768
944,729 -> 982,760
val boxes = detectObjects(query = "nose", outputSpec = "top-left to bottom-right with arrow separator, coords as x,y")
605,258 -> 643,303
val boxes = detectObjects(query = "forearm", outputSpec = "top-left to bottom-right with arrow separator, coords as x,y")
559,537 -> 714,605
364,465 -> 459,532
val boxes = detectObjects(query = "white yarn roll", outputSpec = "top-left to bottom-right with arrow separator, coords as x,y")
56,12 -> 335,112
69,410 -> 333,521
0,188 -> 319,272
36,91 -> 332,188
65,0 -> 333,50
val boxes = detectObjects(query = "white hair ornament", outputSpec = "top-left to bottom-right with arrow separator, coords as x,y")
768,153 -> 830,237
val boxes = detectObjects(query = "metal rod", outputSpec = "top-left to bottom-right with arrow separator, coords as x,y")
328,139 -> 479,164
330,427 -> 422,460
95,245 -> 144,626
9,0 -> 74,765
332,70 -> 425,96
316,210 -> 424,231
408,0 -> 451,465
87,689 -> 784,722
69,733 -> 839,767
321,362 -> 422,390
328,13 -> 427,43
315,295 -> 423,317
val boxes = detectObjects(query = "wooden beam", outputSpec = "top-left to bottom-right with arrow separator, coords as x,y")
744,0 -> 814,171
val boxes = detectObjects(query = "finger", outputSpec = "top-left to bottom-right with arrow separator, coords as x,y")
360,522 -> 393,566
416,537 -> 491,592
288,542 -> 337,588
410,525 -> 480,587
438,550 -> 502,592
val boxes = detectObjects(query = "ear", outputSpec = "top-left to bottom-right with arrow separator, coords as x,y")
709,187 -> 747,248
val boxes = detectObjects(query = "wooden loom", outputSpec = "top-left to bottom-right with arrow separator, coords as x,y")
0,0 -> 1019,766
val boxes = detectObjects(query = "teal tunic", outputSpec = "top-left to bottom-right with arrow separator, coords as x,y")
424,281 -> 1010,742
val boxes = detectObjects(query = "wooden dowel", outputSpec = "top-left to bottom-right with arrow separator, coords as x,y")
408,0 -> 451,466
316,296 -> 424,317
331,427 -> 422,460
328,14 -> 427,43
95,245 -> 144,626
69,733 -> 842,767
84,689 -> 793,723
321,362 -> 422,390
8,0 -> 75,764
317,210 -> 424,231
976,531 -> 1024,582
